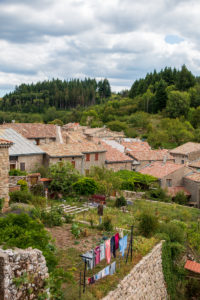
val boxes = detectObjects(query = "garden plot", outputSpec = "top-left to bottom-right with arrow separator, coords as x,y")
46,203 -> 90,215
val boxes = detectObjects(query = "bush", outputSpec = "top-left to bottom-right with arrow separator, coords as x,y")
71,223 -> 81,238
64,214 -> 74,224
149,187 -> 171,202
115,196 -> 126,207
10,190 -> 33,203
0,198 -> 4,211
9,169 -> 27,176
139,212 -> 158,237
158,222 -> 185,244
30,184 -> 44,196
173,191 -> 188,205
40,208 -> 63,227
101,216 -> 113,232
17,179 -> 28,191
72,177 -> 98,196
0,213 -> 57,270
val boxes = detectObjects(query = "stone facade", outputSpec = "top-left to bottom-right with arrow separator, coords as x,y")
106,161 -> 132,172
160,166 -> 190,189
0,146 -> 10,211
170,151 -> 200,164
10,154 -> 44,173
0,247 -> 49,300
103,241 -> 168,300
183,177 -> 200,208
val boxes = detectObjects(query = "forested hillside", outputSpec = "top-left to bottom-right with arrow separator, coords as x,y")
1,65 -> 200,149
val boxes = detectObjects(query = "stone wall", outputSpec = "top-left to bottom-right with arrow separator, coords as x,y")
102,241 -> 168,300
0,147 -> 10,211
106,161 -> 132,172
0,247 -> 49,300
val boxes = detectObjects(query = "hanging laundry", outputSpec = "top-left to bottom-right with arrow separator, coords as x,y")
90,276 -> 95,284
102,268 -> 106,278
119,235 -> 128,257
105,239 -> 111,264
95,246 -> 100,265
119,228 -> 124,238
105,266 -> 110,276
124,235 -> 128,251
82,249 -> 95,270
100,243 -> 105,261
115,233 -> 120,250
110,236 -> 116,258
110,261 -> 116,275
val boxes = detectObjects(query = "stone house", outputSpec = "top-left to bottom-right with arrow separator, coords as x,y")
170,142 -> 200,164
0,138 -> 13,210
139,161 -> 190,189
127,149 -> 174,171
183,172 -> 200,208
0,128 -> 45,173
40,132 -> 106,175
0,123 -> 57,145
100,140 -> 133,171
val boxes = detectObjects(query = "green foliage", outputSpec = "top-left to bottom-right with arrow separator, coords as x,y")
173,191 -> 188,205
115,196 -> 126,207
48,268 -> 73,300
9,190 -> 46,207
100,216 -> 113,232
176,64 -> 195,91
158,222 -> 185,244
71,223 -> 81,239
149,187 -> 171,202
138,212 -> 158,237
106,120 -> 127,132
37,207 -> 64,227
49,162 -> 80,196
185,278 -> 200,299
0,213 -> 57,270
48,119 -> 64,126
17,179 -> 28,191
166,90 -> 190,118
9,169 -> 27,176
0,198 -> 4,211
64,214 -> 74,224
30,183 -> 44,196
128,111 -> 150,128
162,242 -> 177,300
72,177 -> 98,196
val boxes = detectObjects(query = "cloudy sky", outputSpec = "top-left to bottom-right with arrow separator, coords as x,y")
0,0 -> 200,96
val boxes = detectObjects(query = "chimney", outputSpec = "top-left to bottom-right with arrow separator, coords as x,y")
86,134 -> 93,141
163,155 -> 167,164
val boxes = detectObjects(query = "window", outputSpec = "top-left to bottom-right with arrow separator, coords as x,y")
181,160 -> 184,164
9,156 -> 18,162
86,154 -> 90,161
20,162 -> 25,171
85,169 -> 90,176
95,153 -> 99,161
10,163 -> 16,170
35,139 -> 40,145
166,179 -> 172,187
71,161 -> 75,168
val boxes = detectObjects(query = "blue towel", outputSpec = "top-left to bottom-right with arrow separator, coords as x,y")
105,266 -> 110,276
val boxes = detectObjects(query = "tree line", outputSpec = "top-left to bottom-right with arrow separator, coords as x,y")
0,78 -> 111,113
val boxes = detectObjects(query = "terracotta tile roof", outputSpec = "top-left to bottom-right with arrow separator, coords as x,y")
184,172 -> 200,182
40,143 -> 83,157
127,149 -> 174,161
167,186 -> 191,197
170,142 -> 200,155
189,160 -> 200,169
61,131 -> 106,153
0,123 -> 57,139
121,139 -> 151,152
139,162 -> 184,179
185,260 -> 200,274
0,138 -> 13,146
101,141 -> 133,163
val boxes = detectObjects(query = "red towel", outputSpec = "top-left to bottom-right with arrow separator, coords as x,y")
115,233 -> 120,250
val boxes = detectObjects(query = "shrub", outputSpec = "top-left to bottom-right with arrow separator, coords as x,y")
71,223 -> 81,239
40,209 -> 63,227
30,184 -> 44,196
121,180 -> 135,191
0,213 -> 57,270
10,190 -> 33,203
9,169 -> 27,176
149,187 -> 170,202
115,196 -> 126,207
72,177 -> 98,196
173,191 -> 188,205
17,179 -> 28,191
102,216 -> 113,232
64,214 -> 74,224
158,222 -> 185,244
139,212 -> 158,237
0,198 -> 4,211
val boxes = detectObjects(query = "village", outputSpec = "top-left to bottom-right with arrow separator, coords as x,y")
1,122 -> 200,208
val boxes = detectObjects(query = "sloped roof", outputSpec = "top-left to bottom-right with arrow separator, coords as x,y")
185,260 -> 200,274
128,149 -> 174,161
170,142 -> 200,155
189,160 -> 200,169
139,162 -> 184,179
0,128 -> 44,156
101,140 -> 133,163
121,139 -> 151,152
167,186 -> 191,197
184,172 -> 200,183
40,143 -> 83,157
0,138 -> 13,146
0,123 -> 57,139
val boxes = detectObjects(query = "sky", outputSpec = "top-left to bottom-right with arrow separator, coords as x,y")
0,0 -> 200,96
